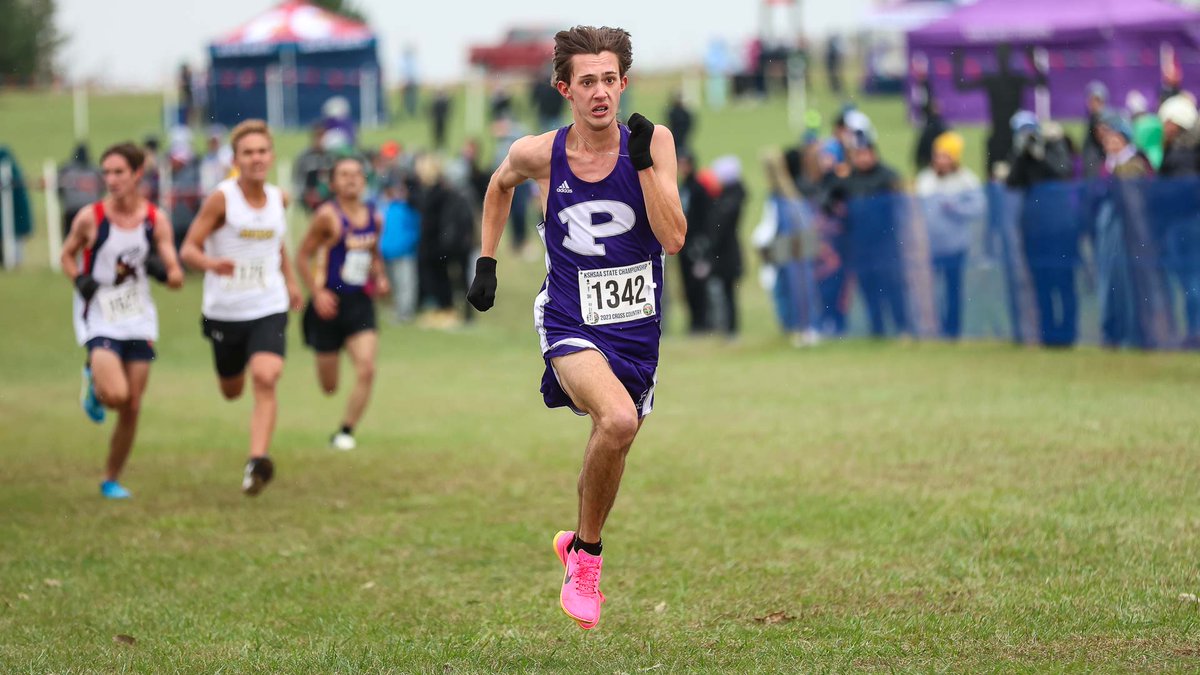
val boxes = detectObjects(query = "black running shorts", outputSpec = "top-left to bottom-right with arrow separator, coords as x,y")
302,291 -> 377,353
201,312 -> 289,378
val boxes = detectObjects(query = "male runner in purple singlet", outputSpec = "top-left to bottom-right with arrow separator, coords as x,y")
295,155 -> 389,451
466,25 -> 686,629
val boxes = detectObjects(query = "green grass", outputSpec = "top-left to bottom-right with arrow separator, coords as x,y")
3,79 -> 1200,672
2,268 -> 1199,672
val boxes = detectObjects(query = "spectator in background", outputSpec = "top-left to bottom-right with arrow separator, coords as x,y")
199,127 -> 232,196
377,142 -> 408,196
401,44 -> 420,118
178,63 -> 194,126
812,108 -> 858,335
490,85 -> 514,121
665,91 -> 694,156
380,180 -> 421,323
825,35 -> 844,95
915,132 -> 985,339
953,43 -> 1045,177
828,116 -> 908,337
1158,94 -> 1200,347
321,96 -> 356,152
676,151 -> 715,334
757,150 -> 821,346
167,140 -> 202,249
0,146 -> 33,265
293,123 -> 333,213
1099,112 -> 1153,180
140,136 -> 161,204
784,111 -> 823,197
57,143 -> 103,242
531,66 -> 565,132
1007,111 -> 1078,347
709,155 -> 747,339
1126,91 -> 1163,171
491,115 -> 532,256
415,154 -> 475,328
459,138 -> 492,210
430,88 -> 452,150
1094,111 -> 1168,349
1158,94 -> 1200,177
913,73 -> 949,172
1081,81 -> 1109,179
704,38 -> 732,110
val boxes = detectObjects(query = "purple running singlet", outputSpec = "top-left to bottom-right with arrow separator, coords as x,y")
535,124 -> 666,417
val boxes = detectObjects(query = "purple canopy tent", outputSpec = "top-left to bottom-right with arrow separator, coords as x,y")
860,0 -> 957,93
907,0 -> 1200,123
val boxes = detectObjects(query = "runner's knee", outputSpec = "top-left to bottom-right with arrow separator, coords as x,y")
119,394 -> 142,417
595,404 -> 639,447
355,359 -> 376,385
251,365 -> 281,391
96,382 -> 129,408
219,377 -> 244,400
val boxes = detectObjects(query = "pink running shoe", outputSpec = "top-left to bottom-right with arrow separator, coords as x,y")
553,530 -> 605,629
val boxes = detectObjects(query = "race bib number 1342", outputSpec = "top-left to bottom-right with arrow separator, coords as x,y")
578,261 -> 656,326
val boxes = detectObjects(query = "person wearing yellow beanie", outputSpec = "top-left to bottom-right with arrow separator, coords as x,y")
915,131 -> 984,339
932,131 -> 965,165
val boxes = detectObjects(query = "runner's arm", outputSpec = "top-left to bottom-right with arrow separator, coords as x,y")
280,240 -> 303,311
151,208 -> 184,288
295,205 -> 338,296
180,190 -> 234,274
370,205 -> 389,293
638,126 -> 687,255
60,207 -> 96,280
480,134 -> 549,258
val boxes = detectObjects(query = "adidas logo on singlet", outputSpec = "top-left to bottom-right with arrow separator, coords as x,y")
556,181 -> 573,194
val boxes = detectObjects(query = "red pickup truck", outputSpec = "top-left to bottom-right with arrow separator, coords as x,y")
468,27 -> 557,74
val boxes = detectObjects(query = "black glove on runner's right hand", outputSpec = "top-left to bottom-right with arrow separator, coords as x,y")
466,257 -> 498,311
75,273 -> 99,302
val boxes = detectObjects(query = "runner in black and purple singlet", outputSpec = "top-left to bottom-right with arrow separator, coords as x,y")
295,155 -> 389,452
466,26 -> 687,630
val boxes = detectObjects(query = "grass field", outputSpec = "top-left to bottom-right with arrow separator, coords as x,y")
2,79 -> 1200,671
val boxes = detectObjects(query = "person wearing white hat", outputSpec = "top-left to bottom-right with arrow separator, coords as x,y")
1159,94 -> 1200,177
1157,93 -> 1200,348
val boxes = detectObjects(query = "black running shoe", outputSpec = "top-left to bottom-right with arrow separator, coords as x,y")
242,456 -> 275,496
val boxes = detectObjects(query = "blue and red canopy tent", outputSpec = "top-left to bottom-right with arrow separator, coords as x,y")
207,0 -> 386,129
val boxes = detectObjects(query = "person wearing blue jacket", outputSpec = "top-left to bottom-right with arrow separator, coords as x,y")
380,183 -> 421,322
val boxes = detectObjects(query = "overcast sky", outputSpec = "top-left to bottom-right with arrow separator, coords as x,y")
57,0 -> 875,88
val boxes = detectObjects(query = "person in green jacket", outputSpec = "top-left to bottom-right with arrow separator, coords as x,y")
0,145 -> 33,265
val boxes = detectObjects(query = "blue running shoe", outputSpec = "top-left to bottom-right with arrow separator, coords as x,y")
100,480 -> 131,499
80,366 -> 105,424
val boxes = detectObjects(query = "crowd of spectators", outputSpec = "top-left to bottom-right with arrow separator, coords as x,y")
753,76 -> 1200,350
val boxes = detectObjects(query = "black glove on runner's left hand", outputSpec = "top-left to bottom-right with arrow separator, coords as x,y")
467,257 -> 497,311
627,112 -> 655,171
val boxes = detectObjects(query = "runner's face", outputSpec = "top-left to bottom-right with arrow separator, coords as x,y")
559,52 -> 625,132
332,160 -> 365,200
101,155 -> 141,199
234,132 -> 274,182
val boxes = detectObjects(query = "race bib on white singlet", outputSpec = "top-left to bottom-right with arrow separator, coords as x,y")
222,258 -> 269,291
340,250 -> 372,286
578,261 -> 656,326
96,283 -> 147,323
